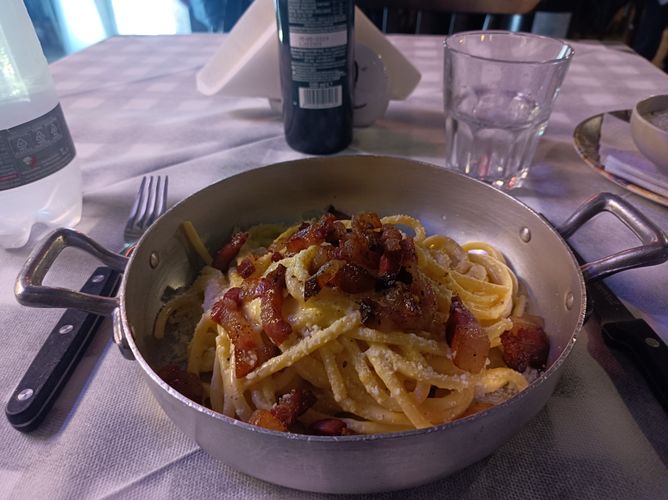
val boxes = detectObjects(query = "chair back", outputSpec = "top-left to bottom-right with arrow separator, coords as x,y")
357,0 -> 540,14
356,0 -> 541,34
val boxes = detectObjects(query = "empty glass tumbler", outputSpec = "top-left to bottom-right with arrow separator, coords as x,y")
443,31 -> 573,189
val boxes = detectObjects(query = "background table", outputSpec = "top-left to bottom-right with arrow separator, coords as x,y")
1,34 -> 667,499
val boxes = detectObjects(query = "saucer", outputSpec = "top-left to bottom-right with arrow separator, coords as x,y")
573,109 -> 668,208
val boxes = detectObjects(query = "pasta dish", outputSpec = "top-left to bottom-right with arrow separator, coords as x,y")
155,210 -> 549,435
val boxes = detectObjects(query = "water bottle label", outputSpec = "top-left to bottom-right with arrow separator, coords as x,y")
0,104 -> 76,191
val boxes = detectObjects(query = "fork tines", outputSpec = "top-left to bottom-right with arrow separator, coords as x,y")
125,175 -> 169,236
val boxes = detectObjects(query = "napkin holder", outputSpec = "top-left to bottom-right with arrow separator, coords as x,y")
196,0 -> 421,121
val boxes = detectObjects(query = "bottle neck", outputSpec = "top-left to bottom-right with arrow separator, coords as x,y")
0,0 -> 57,129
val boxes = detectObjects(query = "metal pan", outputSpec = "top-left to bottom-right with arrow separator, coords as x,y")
14,156 -> 668,493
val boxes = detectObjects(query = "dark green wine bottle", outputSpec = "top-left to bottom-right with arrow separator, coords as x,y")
275,0 -> 354,155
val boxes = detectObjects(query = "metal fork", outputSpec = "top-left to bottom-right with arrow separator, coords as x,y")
121,175 -> 168,255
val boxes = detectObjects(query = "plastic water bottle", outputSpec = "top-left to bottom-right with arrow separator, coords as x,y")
0,0 -> 82,249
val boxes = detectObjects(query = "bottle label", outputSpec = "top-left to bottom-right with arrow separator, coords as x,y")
0,104 -> 76,192
286,0 -> 350,110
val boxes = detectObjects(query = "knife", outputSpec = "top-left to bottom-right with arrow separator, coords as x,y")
5,266 -> 121,432
587,277 -> 668,413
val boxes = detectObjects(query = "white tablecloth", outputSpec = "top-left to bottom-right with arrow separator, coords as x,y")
1,34 -> 667,499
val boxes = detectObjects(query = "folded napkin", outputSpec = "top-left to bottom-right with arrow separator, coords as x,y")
596,112 -> 668,199
604,149 -> 668,198
196,0 -> 420,102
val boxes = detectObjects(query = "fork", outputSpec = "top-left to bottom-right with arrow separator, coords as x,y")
6,176 -> 169,432
121,175 -> 169,255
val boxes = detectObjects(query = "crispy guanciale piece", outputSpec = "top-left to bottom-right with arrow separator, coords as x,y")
259,264 -> 292,345
212,231 -> 249,271
236,257 -> 255,278
333,262 -> 376,294
360,284 -> 421,332
355,212 -> 384,252
397,236 -> 417,274
156,364 -> 203,404
271,251 -> 283,262
286,214 -> 337,254
327,220 -> 348,245
360,284 -> 432,333
305,260 -> 375,300
500,317 -> 549,372
359,237 -> 443,334
270,388 -> 316,426
351,212 -> 383,233
305,259 -> 345,300
309,245 -> 336,275
378,226 -> 404,278
249,409 -> 287,432
335,229 -> 382,270
210,287 -> 278,377
310,418 -> 355,436
236,264 -> 292,346
359,297 -> 394,331
248,389 -> 316,432
446,296 -> 490,374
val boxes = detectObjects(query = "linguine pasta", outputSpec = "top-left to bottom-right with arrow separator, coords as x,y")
154,211 -> 548,435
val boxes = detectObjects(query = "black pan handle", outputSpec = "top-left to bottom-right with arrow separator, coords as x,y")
602,319 -> 668,413
557,193 -> 668,281
5,267 -> 121,432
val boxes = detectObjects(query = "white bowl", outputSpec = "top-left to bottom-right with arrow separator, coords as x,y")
630,94 -> 668,173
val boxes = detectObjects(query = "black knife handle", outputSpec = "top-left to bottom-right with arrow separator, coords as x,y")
5,267 -> 121,432
602,319 -> 668,413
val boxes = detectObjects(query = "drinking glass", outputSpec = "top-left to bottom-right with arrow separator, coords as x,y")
443,31 -> 573,189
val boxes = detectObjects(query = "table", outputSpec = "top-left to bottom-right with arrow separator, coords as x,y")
1,34 -> 667,499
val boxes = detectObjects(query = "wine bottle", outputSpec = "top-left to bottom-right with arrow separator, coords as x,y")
275,0 -> 354,155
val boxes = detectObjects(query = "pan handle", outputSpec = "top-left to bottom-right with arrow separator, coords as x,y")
557,193 -> 668,281
15,228 -> 129,316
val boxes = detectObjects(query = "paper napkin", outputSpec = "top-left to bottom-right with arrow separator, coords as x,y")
196,0 -> 421,102
604,149 -> 668,198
